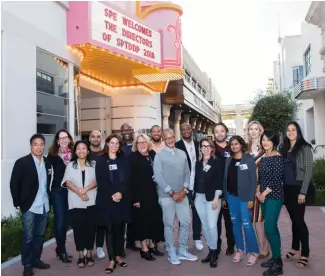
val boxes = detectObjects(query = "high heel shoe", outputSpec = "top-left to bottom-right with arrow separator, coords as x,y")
55,248 -> 73,260
58,252 -> 72,263
105,262 -> 116,274
140,250 -> 155,261
149,247 -> 164,256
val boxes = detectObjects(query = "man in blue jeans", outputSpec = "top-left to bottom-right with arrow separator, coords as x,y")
10,134 -> 53,276
153,128 -> 198,265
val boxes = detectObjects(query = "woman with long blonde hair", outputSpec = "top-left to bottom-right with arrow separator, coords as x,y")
247,121 -> 270,258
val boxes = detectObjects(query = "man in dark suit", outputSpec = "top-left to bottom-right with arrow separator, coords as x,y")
175,122 -> 203,251
10,133 -> 53,276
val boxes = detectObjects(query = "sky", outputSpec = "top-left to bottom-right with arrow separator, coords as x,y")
173,0 -> 312,104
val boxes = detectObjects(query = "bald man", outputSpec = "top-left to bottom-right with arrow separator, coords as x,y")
121,123 -> 134,157
89,130 -> 102,161
175,122 -> 203,251
88,130 -> 106,259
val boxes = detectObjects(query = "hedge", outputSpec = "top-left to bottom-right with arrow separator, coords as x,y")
1,211 -> 56,263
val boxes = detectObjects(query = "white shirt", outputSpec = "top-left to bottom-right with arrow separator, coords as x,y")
183,139 -> 196,190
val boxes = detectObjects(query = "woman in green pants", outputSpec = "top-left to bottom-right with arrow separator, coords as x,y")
256,130 -> 284,276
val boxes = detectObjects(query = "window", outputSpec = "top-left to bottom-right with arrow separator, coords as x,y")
202,89 -> 207,98
304,46 -> 311,76
185,70 -> 191,83
292,65 -> 304,86
36,50 -> 69,153
197,84 -> 202,94
191,77 -> 197,88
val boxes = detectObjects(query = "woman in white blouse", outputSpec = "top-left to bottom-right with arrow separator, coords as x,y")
61,140 -> 97,268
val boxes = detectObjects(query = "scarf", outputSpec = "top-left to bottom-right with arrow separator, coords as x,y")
58,148 -> 72,165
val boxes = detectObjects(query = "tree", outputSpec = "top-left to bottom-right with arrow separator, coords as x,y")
250,90 -> 298,134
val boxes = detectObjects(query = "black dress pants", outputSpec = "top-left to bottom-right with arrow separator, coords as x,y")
96,226 -> 106,248
70,206 -> 96,251
217,205 -> 235,250
284,185 -> 310,257
106,223 -> 125,260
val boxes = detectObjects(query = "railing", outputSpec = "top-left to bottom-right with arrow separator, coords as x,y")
294,78 -> 318,99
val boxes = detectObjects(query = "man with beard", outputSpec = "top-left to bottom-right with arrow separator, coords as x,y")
175,122 -> 203,251
213,122 -> 235,256
88,130 -> 106,259
121,123 -> 133,157
150,125 -> 165,153
120,123 -> 139,252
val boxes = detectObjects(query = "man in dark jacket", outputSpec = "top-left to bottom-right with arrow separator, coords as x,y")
213,123 -> 235,256
175,122 -> 203,251
10,134 -> 53,276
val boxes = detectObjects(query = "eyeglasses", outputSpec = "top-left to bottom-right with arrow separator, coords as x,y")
137,141 -> 147,145
164,136 -> 175,142
58,136 -> 69,141
201,145 -> 211,149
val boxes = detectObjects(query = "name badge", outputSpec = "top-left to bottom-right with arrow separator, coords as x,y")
48,169 -> 52,175
203,164 -> 211,172
224,152 -> 230,158
109,164 -> 118,170
235,162 -> 240,166
240,164 -> 248,170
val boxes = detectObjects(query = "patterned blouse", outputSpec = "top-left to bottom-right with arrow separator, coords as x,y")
258,156 -> 285,201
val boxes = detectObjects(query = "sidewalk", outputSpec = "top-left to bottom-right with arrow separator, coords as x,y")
2,207 -> 325,276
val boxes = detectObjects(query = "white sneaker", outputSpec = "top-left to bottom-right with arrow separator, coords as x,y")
135,240 -> 142,249
178,249 -> 198,261
194,240 -> 204,251
96,247 -> 106,259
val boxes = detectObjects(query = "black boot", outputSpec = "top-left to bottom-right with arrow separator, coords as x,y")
261,258 -> 276,268
263,258 -> 283,276
201,249 -> 212,263
140,250 -> 156,261
210,250 -> 218,268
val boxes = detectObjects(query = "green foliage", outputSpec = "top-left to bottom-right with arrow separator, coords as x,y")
313,158 -> 325,190
250,90 -> 298,134
1,211 -> 55,263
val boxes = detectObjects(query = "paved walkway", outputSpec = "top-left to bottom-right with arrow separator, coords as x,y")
2,207 -> 325,276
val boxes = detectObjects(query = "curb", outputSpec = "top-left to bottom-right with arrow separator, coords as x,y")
1,229 -> 73,269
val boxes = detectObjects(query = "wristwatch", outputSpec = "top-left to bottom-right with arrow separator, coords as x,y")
169,190 -> 175,197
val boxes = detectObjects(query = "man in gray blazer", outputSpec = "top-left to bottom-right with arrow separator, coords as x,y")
153,129 -> 198,265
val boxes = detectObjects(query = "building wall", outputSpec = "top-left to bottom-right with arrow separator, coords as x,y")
1,2 -> 79,217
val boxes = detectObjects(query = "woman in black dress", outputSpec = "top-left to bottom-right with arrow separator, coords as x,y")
95,134 -> 130,274
129,133 -> 164,261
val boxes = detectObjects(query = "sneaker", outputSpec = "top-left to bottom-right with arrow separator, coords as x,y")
194,240 -> 204,251
168,254 -> 181,265
96,247 -> 106,259
178,250 -> 198,261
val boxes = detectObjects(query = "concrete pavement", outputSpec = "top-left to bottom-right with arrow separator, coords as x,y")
2,207 -> 325,276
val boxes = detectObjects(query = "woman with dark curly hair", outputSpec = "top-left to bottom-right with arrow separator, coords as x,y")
61,140 -> 97,268
223,136 -> 259,266
95,134 -> 130,274
47,129 -> 74,263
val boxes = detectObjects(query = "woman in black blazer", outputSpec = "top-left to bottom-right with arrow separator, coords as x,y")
95,134 -> 130,274
193,138 -> 223,268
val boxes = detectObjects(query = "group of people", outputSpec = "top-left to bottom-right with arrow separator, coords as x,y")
10,119 -> 313,276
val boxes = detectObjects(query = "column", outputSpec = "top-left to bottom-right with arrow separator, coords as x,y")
235,113 -> 244,136
196,119 -> 202,131
191,117 -> 197,129
183,113 -> 191,124
201,121 -> 207,133
174,109 -> 183,141
68,63 -> 75,137
162,104 -> 172,129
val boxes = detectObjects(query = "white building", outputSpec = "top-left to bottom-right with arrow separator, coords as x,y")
274,20 -> 325,156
